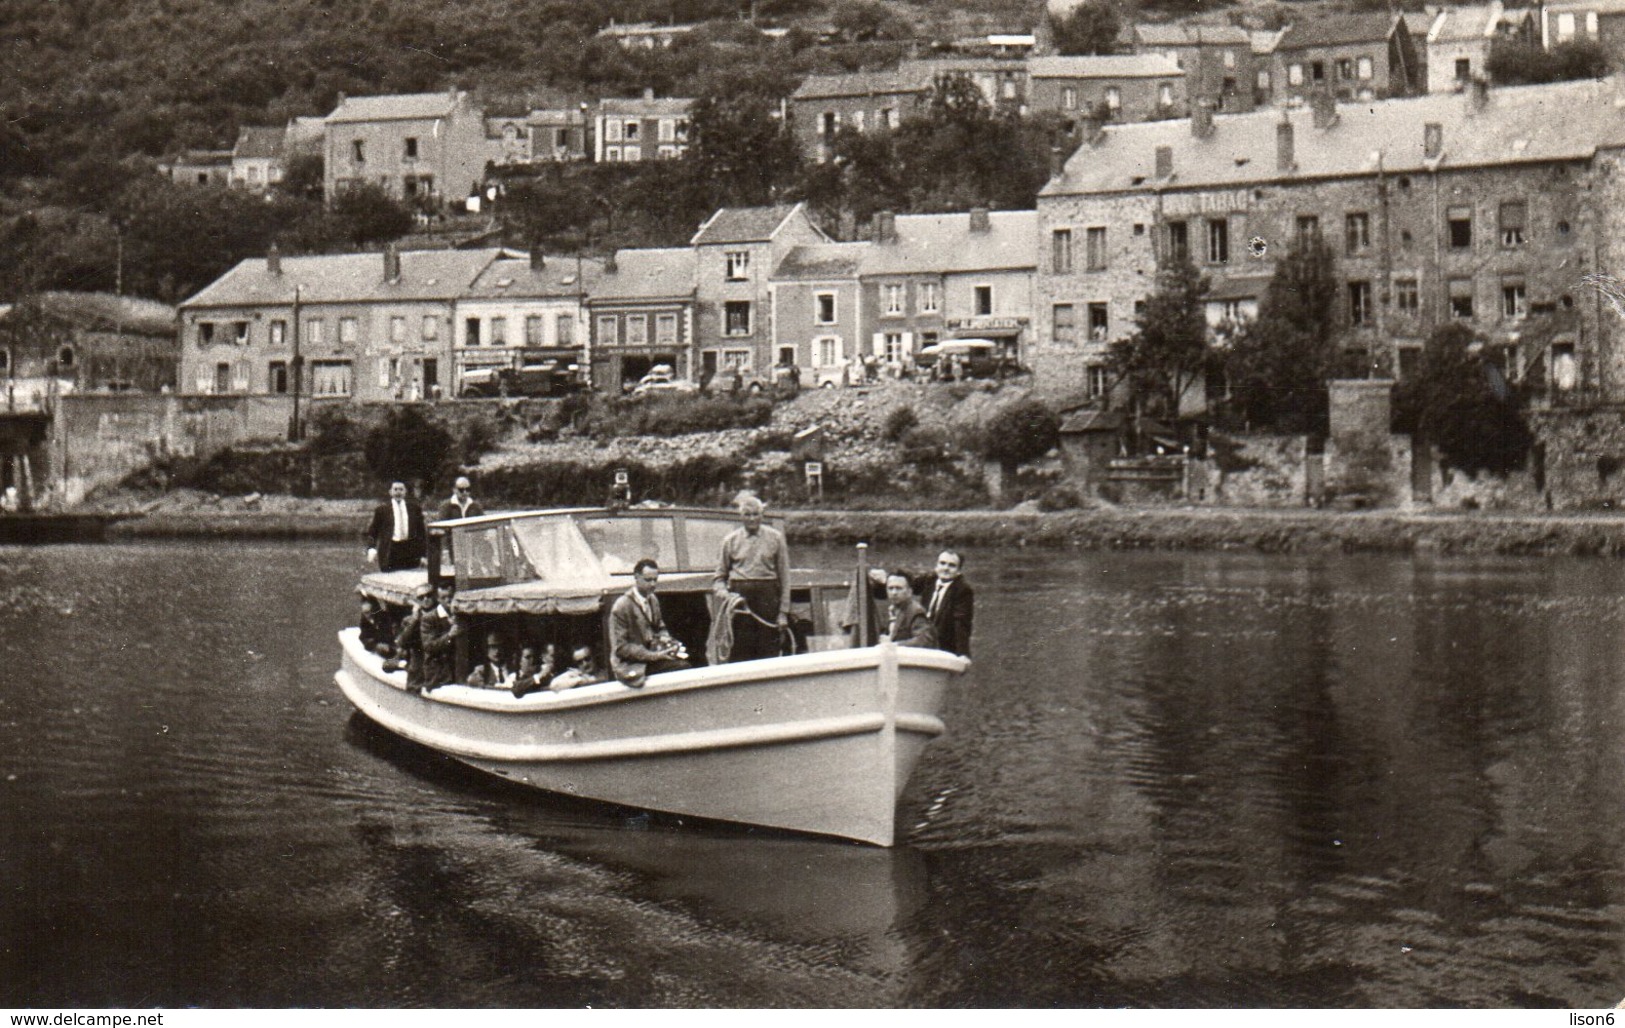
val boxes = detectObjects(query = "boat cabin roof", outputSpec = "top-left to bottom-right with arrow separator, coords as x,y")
363,505 -> 836,615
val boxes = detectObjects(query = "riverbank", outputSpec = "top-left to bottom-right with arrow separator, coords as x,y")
86,491 -> 1625,557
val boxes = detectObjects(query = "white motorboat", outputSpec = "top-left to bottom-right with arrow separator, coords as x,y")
334,505 -> 969,846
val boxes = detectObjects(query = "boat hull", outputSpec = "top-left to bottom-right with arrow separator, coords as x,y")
334,629 -> 966,846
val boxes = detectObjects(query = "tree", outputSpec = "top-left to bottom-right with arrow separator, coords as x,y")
1487,39 -> 1610,85
326,184 -> 416,249
363,407 -> 453,487
1107,256 -> 1210,417
687,80 -> 801,208
978,397 -> 1061,474
830,0 -> 909,42
1053,1 -> 1122,56
1221,235 -> 1342,435
1393,323 -> 1533,477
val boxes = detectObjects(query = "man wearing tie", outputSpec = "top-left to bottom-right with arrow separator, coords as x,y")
867,550 -> 974,656
919,550 -> 974,657
365,480 -> 426,572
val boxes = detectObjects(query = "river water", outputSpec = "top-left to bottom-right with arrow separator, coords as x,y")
2,540 -> 1623,1008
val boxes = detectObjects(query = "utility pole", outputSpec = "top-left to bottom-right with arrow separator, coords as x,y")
290,284 -> 304,441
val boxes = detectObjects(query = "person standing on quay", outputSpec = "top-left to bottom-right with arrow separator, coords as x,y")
365,480 -> 426,572
438,475 -> 485,521
713,491 -> 790,662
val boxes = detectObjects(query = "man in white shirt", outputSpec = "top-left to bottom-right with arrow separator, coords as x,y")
364,480 -> 426,571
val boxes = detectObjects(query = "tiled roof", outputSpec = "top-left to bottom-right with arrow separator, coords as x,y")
1028,54 -> 1184,79
692,204 -> 804,246
1277,13 -> 1403,50
773,242 -> 869,280
792,68 -> 929,101
1132,23 -> 1253,46
180,249 -> 506,308
326,91 -> 463,124
1250,28 -> 1288,54
597,96 -> 694,117
1427,4 -> 1501,43
590,248 -> 697,302
1042,76 -> 1625,197
900,57 -> 1030,75
233,126 -> 286,160
464,256 -> 607,300
860,210 -> 1037,275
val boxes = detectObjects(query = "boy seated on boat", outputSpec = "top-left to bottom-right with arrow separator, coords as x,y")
548,644 -> 604,691
396,581 -> 465,693
467,634 -> 514,689
509,644 -> 558,699
359,596 -> 395,658
610,558 -> 691,687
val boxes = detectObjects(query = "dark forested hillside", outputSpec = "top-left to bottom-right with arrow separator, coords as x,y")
0,0 -> 1047,300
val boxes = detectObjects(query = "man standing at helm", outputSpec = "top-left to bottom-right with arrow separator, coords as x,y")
713,491 -> 791,662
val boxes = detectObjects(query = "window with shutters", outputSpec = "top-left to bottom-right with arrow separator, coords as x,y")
1052,303 -> 1076,344
1500,201 -> 1526,247
1086,226 -> 1107,271
1052,229 -> 1073,274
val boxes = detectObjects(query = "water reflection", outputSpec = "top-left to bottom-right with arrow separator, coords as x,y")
2,542 -> 1623,1006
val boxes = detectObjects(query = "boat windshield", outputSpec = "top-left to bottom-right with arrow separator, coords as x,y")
681,518 -> 738,574
577,516 -> 680,575
507,517 -> 610,587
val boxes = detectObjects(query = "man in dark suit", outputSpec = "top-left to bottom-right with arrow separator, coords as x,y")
610,558 -> 691,687
884,571 -> 937,648
365,480 -> 426,572
867,549 -> 974,657
917,550 -> 974,657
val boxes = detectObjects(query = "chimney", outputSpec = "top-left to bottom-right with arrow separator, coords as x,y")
1049,144 -> 1068,180
838,209 -> 856,241
874,210 -> 897,244
1424,122 -> 1444,160
643,87 -> 655,101
383,245 -> 401,283
1276,117 -> 1296,172
1310,91 -> 1338,129
1154,145 -> 1173,179
1468,75 -> 1489,111
969,207 -> 991,233
1191,99 -> 1215,139
530,245 -> 545,271
1077,111 -> 1103,146
604,251 -> 618,274
267,243 -> 282,276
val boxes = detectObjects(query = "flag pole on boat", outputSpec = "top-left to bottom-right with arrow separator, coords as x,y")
856,541 -> 870,648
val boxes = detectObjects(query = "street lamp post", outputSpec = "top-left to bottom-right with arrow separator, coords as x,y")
290,284 -> 304,441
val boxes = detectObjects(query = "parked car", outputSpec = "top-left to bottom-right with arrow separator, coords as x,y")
460,361 -> 583,398
629,364 -> 701,398
916,339 -> 1022,380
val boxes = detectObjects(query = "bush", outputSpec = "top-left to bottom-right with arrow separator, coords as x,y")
978,398 -> 1060,469
305,406 -> 363,457
1037,484 -> 1088,511
578,395 -> 773,438
883,405 -> 919,442
899,423 -> 952,465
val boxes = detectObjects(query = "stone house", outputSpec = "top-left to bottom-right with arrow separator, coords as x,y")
596,21 -> 697,49
594,93 -> 693,163
789,68 -> 930,163
1270,14 -> 1423,102
1130,23 -> 1259,113
1424,3 -> 1537,93
229,126 -> 289,191
162,150 -> 233,186
768,242 -> 869,385
858,209 -> 1037,369
526,107 -> 592,162
586,248 -> 697,389
1540,0 -> 1625,51
452,252 -> 603,394
323,89 -> 489,208
900,57 -> 1031,114
690,204 -> 830,380
1031,78 -> 1625,407
1027,54 -> 1185,128
1249,28 -> 1289,106
178,248 -> 505,401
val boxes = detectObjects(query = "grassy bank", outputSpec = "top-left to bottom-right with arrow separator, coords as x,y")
105,502 -> 1625,558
